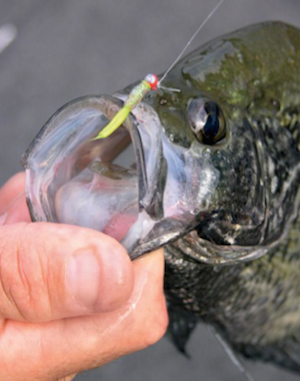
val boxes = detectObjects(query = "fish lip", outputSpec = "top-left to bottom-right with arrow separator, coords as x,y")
115,93 -> 218,259
114,93 -> 173,256
21,94 -> 149,226
21,94 -> 169,252
114,93 -> 165,216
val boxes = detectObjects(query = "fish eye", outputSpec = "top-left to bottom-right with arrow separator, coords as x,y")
187,98 -> 226,145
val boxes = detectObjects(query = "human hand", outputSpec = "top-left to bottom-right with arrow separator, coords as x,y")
0,173 -> 168,381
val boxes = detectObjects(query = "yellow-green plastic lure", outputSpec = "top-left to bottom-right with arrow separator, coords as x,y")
93,74 -> 159,139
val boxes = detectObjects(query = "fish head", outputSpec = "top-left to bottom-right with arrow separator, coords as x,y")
22,22 -> 300,264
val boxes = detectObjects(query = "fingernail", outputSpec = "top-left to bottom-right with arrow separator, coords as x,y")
68,251 -> 101,309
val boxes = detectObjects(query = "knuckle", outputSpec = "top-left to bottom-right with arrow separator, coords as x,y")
0,236 -> 29,319
0,224 -> 52,321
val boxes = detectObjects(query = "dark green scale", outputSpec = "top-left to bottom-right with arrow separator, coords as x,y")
148,22 -> 300,372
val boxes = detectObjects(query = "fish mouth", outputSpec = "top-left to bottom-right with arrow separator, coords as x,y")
118,93 -> 201,258
22,94 -> 209,259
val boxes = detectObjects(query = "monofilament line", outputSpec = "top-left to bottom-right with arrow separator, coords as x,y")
93,0 -> 225,140
208,326 -> 256,381
158,0 -> 225,86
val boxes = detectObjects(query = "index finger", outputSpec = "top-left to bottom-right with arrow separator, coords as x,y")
0,172 -> 26,214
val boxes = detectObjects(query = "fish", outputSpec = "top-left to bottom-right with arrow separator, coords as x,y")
22,21 -> 300,373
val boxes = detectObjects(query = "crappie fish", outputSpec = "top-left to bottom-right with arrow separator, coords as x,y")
22,22 -> 300,372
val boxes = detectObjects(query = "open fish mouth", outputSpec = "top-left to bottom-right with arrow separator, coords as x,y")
22,94 -> 210,259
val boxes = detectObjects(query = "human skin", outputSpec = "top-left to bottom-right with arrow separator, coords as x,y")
0,173 -> 168,381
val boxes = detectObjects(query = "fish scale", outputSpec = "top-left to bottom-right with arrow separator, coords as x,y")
165,218 -> 300,371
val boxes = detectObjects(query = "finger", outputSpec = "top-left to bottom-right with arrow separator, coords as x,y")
0,249 -> 167,381
0,173 -> 25,214
0,193 -> 31,225
0,222 -> 134,322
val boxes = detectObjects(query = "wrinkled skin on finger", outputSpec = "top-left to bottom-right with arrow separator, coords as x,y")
0,173 -> 168,381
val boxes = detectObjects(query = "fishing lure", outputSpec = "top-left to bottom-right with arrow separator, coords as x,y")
93,73 -> 159,139
93,0 -> 225,140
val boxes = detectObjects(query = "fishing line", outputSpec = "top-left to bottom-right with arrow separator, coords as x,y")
158,0 -> 225,86
93,0 -> 225,140
208,326 -> 256,381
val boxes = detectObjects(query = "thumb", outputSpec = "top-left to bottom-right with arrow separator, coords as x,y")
0,222 -> 134,322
